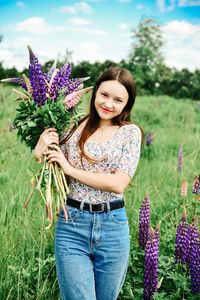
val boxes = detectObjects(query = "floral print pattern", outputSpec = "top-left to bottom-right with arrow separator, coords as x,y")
61,124 -> 142,203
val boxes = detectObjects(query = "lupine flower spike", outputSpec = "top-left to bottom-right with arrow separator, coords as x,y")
189,218 -> 200,294
143,226 -> 160,300
64,86 -> 93,109
146,132 -> 153,146
175,207 -> 191,264
139,193 -> 150,249
177,145 -> 183,172
181,179 -> 188,197
192,175 -> 200,195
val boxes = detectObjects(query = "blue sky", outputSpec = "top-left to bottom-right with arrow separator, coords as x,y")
0,0 -> 200,71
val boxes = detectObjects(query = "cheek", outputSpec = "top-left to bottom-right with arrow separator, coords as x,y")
117,103 -> 126,113
94,96 -> 102,108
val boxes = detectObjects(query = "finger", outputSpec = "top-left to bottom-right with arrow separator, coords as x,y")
44,150 -> 57,156
48,158 -> 60,164
48,132 -> 59,138
48,137 -> 59,144
49,144 -> 62,153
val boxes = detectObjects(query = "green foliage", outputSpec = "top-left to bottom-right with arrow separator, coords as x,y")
13,96 -> 83,150
129,17 -> 164,94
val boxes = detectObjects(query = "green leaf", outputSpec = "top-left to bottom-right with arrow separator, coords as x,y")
27,121 -> 37,127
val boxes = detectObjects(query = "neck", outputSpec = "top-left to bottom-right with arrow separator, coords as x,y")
99,119 -> 113,128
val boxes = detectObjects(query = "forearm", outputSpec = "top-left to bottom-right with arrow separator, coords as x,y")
67,167 -> 123,194
33,145 -> 43,162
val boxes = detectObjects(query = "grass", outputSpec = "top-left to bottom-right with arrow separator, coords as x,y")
0,85 -> 199,299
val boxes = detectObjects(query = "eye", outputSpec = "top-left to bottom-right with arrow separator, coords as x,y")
115,98 -> 123,103
101,92 -> 108,97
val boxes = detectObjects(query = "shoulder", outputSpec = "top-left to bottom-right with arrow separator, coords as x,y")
121,123 -> 142,137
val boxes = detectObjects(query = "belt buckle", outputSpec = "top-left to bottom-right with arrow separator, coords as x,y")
89,203 -> 105,212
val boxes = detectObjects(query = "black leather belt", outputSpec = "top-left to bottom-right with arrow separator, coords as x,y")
66,197 -> 125,213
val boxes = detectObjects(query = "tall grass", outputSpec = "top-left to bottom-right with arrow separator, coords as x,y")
0,86 -> 199,299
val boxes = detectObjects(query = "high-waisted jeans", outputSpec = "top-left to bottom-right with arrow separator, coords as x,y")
55,199 -> 130,300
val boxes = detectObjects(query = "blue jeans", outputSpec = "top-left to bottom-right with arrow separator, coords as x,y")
55,199 -> 130,300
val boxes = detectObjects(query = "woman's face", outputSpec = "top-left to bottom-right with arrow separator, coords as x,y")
94,80 -> 129,122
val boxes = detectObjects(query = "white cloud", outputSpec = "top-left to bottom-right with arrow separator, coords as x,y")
58,2 -> 92,14
16,1 -> 25,9
118,23 -> 128,30
157,0 -> 176,11
58,6 -> 77,14
161,20 -> 200,70
69,17 -> 92,26
179,0 -> 200,6
15,17 -> 64,34
157,0 -> 200,11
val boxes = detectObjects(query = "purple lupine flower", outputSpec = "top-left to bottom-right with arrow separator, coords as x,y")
49,63 -> 72,100
1,78 -> 27,90
175,208 -> 191,264
143,226 -> 160,300
45,60 -> 57,83
27,45 -> 48,106
146,132 -> 153,146
189,221 -> 200,294
177,145 -> 183,172
67,78 -> 85,95
138,193 -> 150,249
192,175 -> 200,195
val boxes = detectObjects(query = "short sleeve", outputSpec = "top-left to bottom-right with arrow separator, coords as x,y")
116,125 -> 142,178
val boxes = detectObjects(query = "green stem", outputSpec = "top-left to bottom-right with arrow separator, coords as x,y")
35,157 -> 47,191
35,176 -> 46,203
23,177 -> 36,208
60,169 -> 69,194
51,163 -> 60,191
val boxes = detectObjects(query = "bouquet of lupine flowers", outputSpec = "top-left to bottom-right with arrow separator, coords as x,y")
1,45 -> 93,228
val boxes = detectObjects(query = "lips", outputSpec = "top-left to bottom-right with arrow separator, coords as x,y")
101,107 -> 113,113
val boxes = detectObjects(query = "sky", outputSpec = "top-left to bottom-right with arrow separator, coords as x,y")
0,0 -> 200,71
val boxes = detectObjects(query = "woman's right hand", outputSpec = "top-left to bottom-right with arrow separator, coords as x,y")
34,128 -> 59,161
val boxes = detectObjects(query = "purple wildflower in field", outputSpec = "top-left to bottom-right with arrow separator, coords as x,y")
175,208 -> 191,264
189,222 -> 200,294
139,194 -> 150,249
177,145 -> 183,172
28,45 -> 49,106
146,132 -> 153,146
143,227 -> 160,300
192,175 -> 200,195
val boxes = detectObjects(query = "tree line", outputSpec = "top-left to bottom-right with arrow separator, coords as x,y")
0,18 -> 200,100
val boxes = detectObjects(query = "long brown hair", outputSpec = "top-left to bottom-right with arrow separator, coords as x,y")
60,67 -> 144,162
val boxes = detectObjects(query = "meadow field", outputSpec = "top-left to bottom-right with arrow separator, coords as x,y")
0,85 -> 199,299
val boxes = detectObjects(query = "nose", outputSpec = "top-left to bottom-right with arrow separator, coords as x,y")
105,98 -> 113,109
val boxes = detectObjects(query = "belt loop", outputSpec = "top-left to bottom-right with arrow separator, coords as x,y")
106,200 -> 111,213
80,200 -> 85,211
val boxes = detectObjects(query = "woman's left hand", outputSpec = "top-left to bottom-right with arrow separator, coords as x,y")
43,144 -> 73,176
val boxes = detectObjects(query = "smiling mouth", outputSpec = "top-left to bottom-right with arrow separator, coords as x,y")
101,107 -> 113,113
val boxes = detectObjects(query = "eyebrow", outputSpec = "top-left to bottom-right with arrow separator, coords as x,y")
101,90 -> 124,101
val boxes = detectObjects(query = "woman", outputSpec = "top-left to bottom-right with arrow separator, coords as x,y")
34,67 -> 143,300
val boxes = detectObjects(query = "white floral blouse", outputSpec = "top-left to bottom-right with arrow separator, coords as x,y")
60,124 -> 142,204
